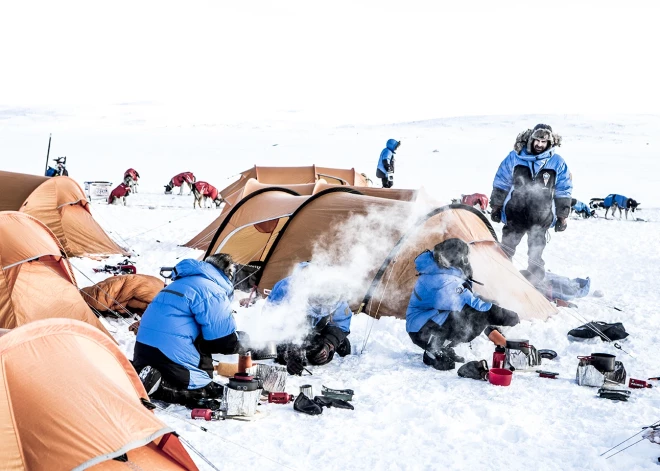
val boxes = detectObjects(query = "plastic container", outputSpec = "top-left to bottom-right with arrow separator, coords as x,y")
492,346 -> 506,369
488,368 -> 513,387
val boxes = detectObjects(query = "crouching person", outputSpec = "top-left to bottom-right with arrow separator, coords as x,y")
267,262 -> 353,375
406,238 -> 520,371
132,253 -> 248,405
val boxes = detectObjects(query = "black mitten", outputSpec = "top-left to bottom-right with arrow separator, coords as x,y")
457,360 -> 489,381
286,347 -> 306,376
306,339 -> 335,365
293,393 -> 323,415
313,396 -> 354,410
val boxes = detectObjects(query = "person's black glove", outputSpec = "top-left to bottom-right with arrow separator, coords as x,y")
286,346 -> 306,376
306,339 -> 335,365
555,217 -> 568,232
490,207 -> 502,223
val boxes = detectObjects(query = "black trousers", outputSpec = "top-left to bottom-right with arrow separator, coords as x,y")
501,224 -> 548,279
409,305 -> 519,351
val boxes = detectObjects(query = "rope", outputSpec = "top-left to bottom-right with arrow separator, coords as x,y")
600,419 -> 660,457
177,435 -> 222,471
152,402 -> 298,471
361,257 -> 398,354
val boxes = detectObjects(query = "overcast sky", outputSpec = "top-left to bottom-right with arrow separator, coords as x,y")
1,0 -> 659,124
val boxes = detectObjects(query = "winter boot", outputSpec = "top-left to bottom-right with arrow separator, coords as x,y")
443,346 -> 465,363
138,366 -> 162,396
423,349 -> 456,371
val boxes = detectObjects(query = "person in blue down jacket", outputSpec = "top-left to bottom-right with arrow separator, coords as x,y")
132,253 -> 249,405
490,124 -> 573,279
376,139 -> 401,188
406,239 -> 520,371
266,262 -> 353,375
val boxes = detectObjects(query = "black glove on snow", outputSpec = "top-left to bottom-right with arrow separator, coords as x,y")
490,207 -> 502,223
313,396 -> 355,410
293,393 -> 323,415
457,360 -> 490,381
555,217 -> 568,232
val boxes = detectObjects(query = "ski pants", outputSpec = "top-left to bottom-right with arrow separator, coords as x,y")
408,305 -> 520,351
501,223 -> 549,280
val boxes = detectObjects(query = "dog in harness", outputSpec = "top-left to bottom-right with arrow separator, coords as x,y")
123,168 -> 140,193
191,181 -> 223,209
165,172 -> 196,195
602,194 -> 640,220
108,182 -> 132,205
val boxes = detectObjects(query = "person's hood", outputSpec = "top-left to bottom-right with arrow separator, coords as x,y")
171,259 -> 233,291
513,128 -> 562,155
414,250 -> 464,278
386,139 -> 400,153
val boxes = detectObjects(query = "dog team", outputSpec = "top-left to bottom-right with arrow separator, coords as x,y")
106,170 -> 224,209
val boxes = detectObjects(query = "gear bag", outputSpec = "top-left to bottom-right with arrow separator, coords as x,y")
568,321 -> 629,341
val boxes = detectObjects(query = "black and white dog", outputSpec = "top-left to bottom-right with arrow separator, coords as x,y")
124,175 -> 139,194
601,194 -> 640,220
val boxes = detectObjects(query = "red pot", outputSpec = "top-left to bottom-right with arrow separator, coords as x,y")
488,368 -> 513,386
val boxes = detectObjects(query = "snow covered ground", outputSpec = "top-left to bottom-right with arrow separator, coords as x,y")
4,113 -> 660,470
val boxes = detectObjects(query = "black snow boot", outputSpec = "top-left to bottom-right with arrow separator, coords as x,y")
423,349 -> 456,371
444,346 -> 465,363
138,366 -> 162,396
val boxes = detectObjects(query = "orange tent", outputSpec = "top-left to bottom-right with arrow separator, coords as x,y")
0,171 -> 128,257
81,274 -> 166,315
0,211 -> 112,336
184,165 -> 372,251
0,318 -> 198,470
204,189 -> 556,321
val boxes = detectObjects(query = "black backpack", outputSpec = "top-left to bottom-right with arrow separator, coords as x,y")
568,321 -> 628,341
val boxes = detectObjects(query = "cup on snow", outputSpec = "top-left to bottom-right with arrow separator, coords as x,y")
488,368 -> 513,387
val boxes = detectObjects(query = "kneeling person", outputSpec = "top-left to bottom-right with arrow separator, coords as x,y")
267,262 -> 353,375
132,253 -> 247,405
406,239 -> 520,371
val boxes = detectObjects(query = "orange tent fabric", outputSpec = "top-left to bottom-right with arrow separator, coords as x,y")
0,319 -> 198,471
0,211 -> 112,337
81,274 -> 166,315
185,165 -> 369,251
204,188 -> 556,321
0,171 -> 128,257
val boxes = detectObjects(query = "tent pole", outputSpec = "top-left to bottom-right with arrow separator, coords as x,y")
44,133 -> 52,175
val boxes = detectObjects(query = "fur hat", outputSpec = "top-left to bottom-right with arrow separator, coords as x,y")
205,253 -> 236,281
433,238 -> 473,279
514,124 -> 563,154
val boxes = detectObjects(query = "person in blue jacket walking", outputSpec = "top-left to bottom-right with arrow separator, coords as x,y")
376,139 -> 401,188
132,253 -> 249,405
490,124 -> 573,279
266,262 -> 353,375
406,239 -> 520,371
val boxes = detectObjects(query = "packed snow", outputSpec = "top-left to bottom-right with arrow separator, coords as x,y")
3,112 -> 660,470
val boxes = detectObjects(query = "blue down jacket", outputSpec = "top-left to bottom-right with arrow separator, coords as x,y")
406,251 -> 492,333
376,139 -> 399,177
266,264 -> 352,333
492,146 -> 573,227
137,259 -> 236,389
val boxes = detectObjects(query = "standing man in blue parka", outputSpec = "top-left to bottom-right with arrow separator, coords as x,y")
266,262 -> 353,375
490,124 -> 573,279
406,239 -> 520,371
376,139 -> 401,188
132,253 -> 249,405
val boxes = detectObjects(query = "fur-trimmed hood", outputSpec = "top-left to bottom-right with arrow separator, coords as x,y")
514,128 -> 563,154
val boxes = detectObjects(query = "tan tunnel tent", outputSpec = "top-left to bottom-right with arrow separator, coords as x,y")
0,171 -> 128,257
81,274 -> 166,315
0,319 -> 198,470
184,165 -> 370,251
0,211 -> 112,337
206,188 -> 556,321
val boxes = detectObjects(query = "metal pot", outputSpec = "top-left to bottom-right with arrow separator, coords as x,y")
506,339 -> 530,355
251,341 -> 278,360
590,353 -> 616,372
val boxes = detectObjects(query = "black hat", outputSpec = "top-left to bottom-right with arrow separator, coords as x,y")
533,123 -> 552,133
